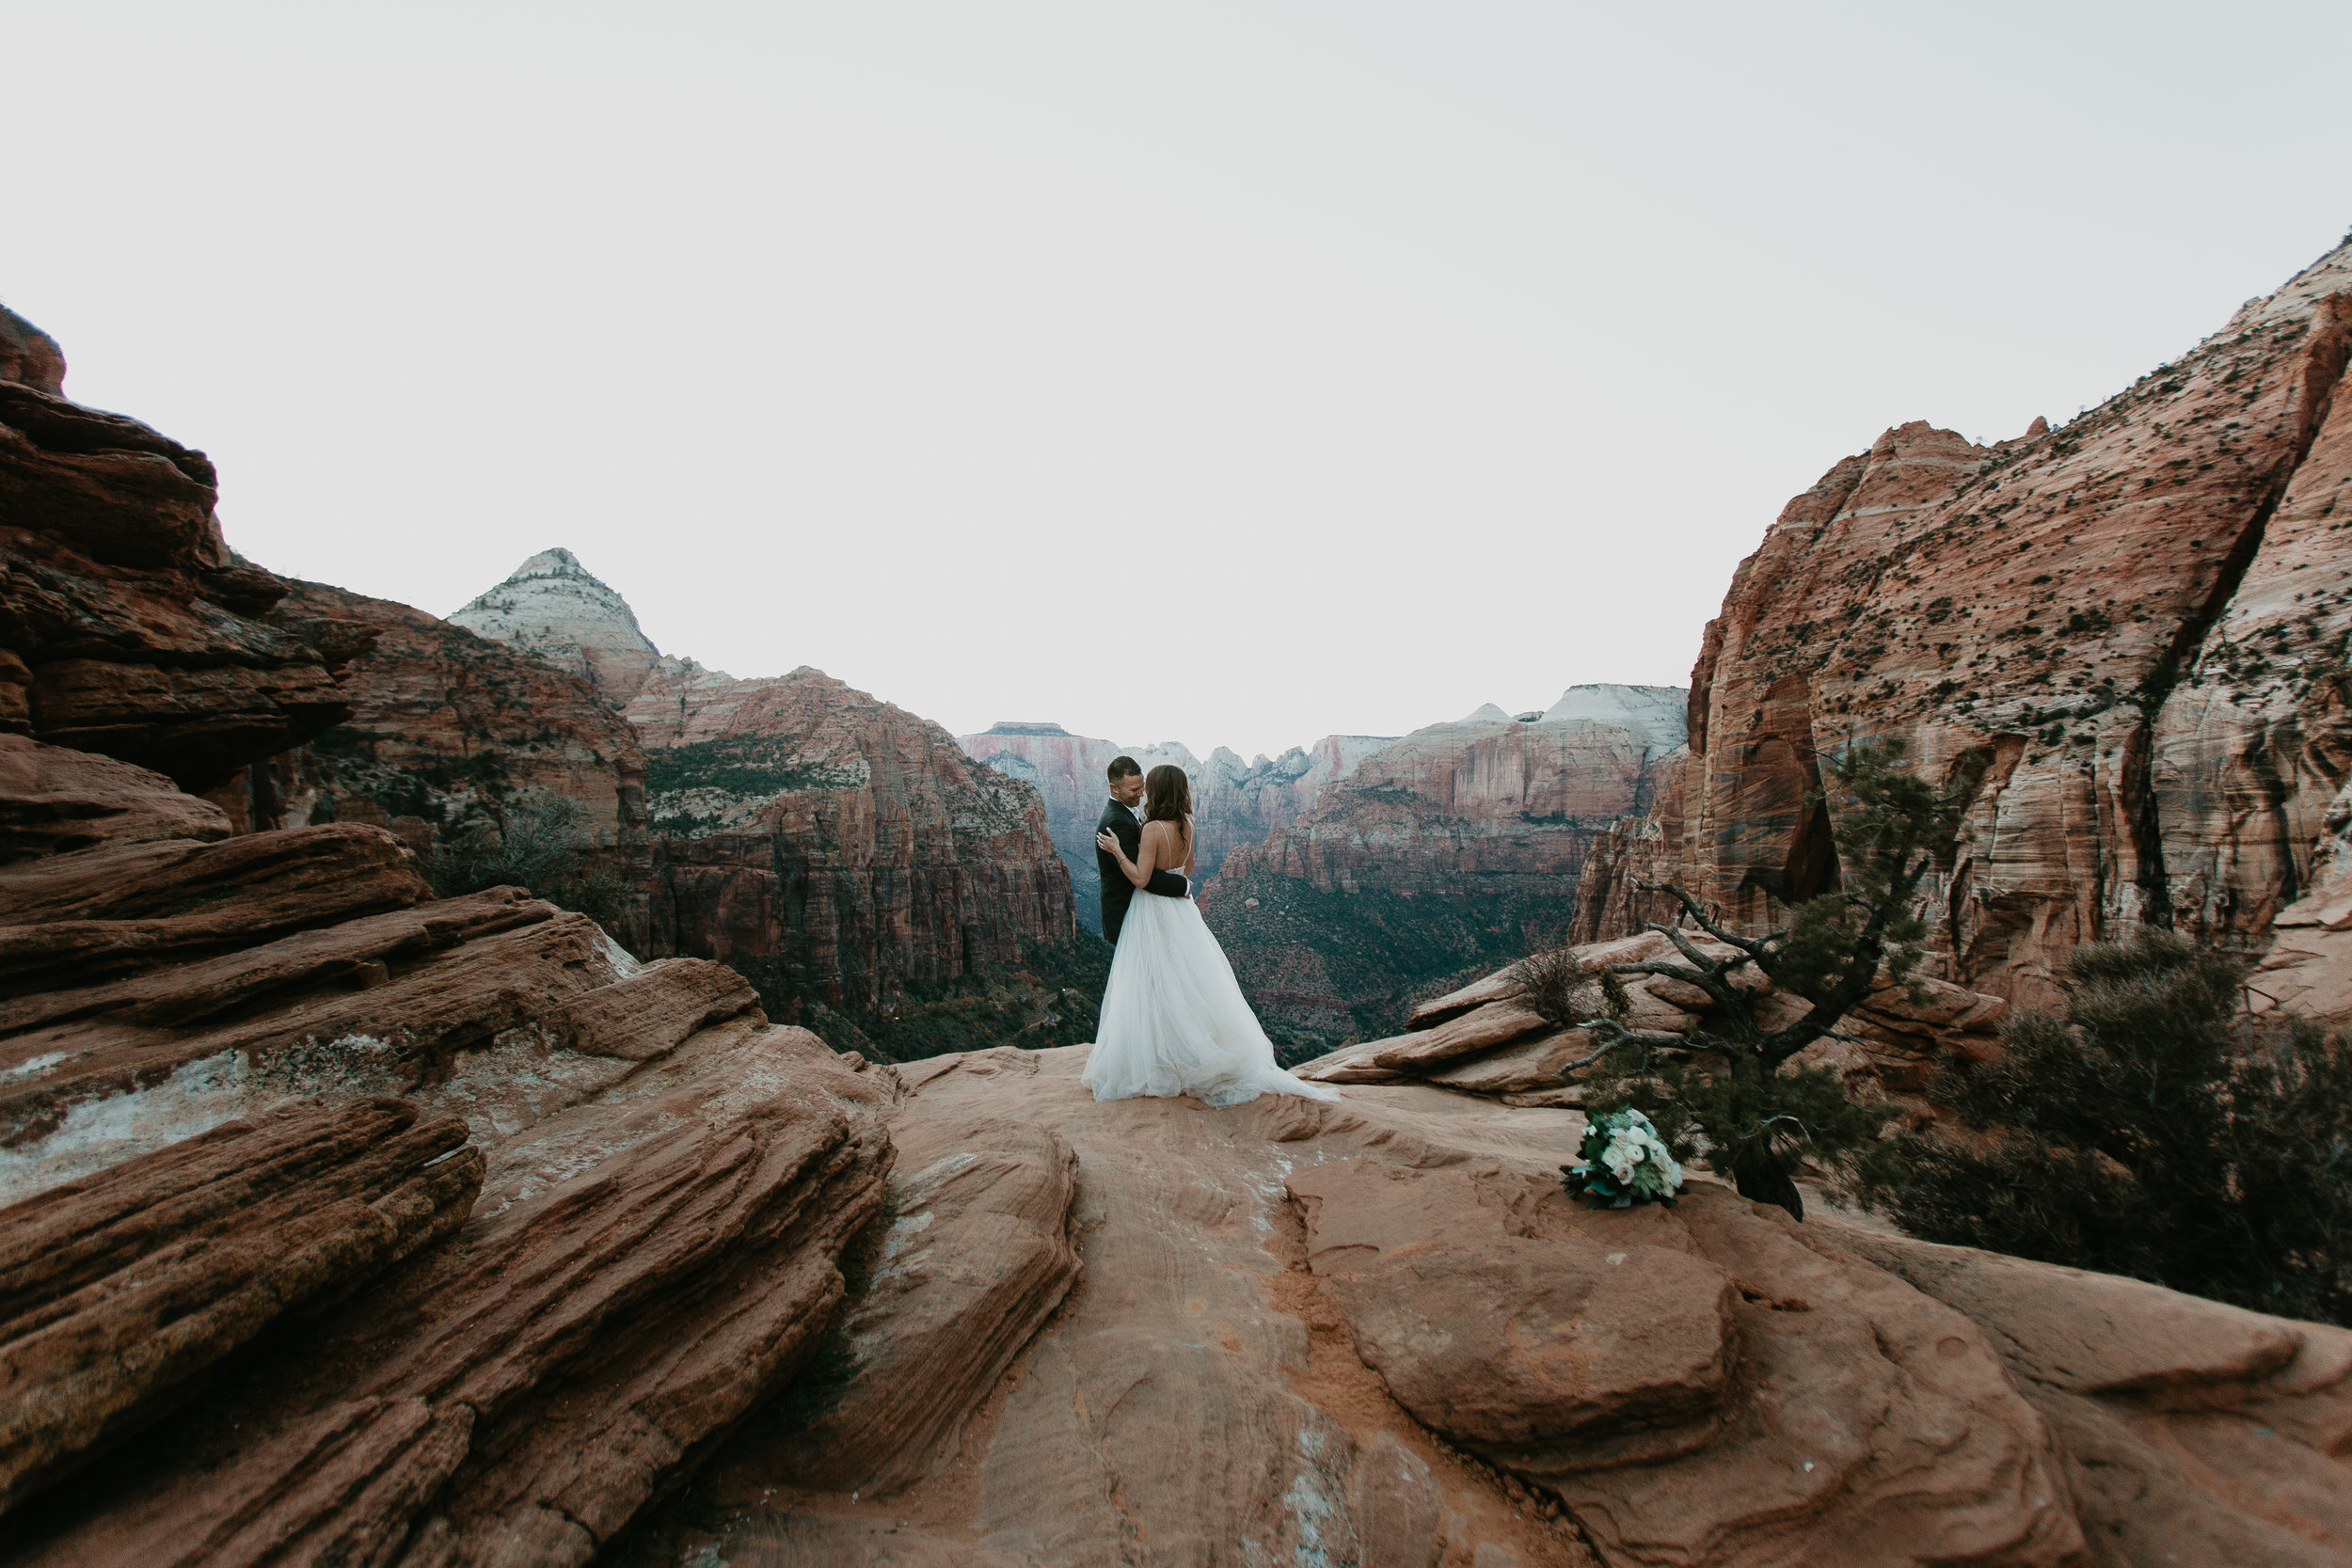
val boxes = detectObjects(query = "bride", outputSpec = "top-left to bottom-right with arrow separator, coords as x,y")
1086,765 -> 1337,1107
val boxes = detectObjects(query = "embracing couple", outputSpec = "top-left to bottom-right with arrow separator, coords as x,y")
1085,755 -> 1335,1108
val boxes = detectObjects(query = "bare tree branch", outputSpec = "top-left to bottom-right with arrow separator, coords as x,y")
1633,879 -> 1766,956
1556,1016 -> 1690,1077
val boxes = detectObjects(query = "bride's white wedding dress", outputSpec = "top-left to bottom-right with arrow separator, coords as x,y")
1085,884 -> 1339,1107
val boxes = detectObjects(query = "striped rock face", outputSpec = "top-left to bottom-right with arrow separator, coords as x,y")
1656,235 -> 2352,1012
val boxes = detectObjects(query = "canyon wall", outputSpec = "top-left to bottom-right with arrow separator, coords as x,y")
207,578 -> 650,848
626,663 -> 1076,1021
435,550 -> 1077,1031
0,349 -> 350,795
1577,232 -> 2352,1016
958,721 -> 1392,935
1203,686 -> 1687,1040
12,301 -> 2352,1568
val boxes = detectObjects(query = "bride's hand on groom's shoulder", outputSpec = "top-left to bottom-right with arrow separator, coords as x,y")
1095,831 -> 1120,855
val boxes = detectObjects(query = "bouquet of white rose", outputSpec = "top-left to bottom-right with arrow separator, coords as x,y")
1562,1107 -> 1683,1208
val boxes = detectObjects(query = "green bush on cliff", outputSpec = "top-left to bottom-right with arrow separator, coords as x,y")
421,788 -> 629,937
1563,738 -> 1979,1219
1855,931 -> 2352,1326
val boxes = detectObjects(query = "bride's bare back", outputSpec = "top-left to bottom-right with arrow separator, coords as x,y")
1139,816 -> 1194,879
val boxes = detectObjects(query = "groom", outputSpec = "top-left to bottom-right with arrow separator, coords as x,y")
1095,755 -> 1190,944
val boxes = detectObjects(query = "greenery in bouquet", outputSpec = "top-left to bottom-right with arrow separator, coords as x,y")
1563,1107 -> 1684,1208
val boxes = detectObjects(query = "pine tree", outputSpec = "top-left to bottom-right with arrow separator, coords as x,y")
1560,737 -> 1979,1218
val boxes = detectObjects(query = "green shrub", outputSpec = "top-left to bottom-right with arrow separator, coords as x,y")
1854,931 -> 2352,1325
1563,737 -> 1978,1218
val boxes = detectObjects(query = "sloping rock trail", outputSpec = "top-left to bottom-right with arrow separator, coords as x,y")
619,1045 -> 2352,1568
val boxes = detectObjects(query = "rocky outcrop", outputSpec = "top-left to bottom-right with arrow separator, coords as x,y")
204,578 -> 649,852
1291,926 -> 2007,1108
0,304 -> 66,398
0,735 -> 897,1563
1632,234 -> 2352,1011
446,546 -> 666,704
628,665 -> 1074,1020
308,548 -> 1080,1032
627,1038 -> 2352,1568
0,369 -> 350,791
1201,687 -> 1687,1038
1,1096 -> 484,1514
958,722 -> 1393,935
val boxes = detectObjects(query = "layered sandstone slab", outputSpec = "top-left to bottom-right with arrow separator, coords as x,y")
0,737 -> 896,1563
1297,927 -> 2007,1106
11,1025 -> 893,1568
0,1096 -> 482,1513
0,377 -> 349,791
707,1091 -> 1083,1497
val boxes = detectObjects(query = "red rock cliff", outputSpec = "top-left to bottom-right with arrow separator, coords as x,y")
628,663 -> 1075,1018
1613,234 -> 2352,1012
0,359 -> 349,791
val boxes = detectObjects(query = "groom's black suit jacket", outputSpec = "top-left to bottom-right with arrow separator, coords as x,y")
1096,797 -> 1191,945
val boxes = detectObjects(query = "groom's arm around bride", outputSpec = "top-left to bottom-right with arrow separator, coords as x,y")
1096,755 -> 1188,945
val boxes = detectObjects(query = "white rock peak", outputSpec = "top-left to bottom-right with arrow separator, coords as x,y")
448,546 -> 665,701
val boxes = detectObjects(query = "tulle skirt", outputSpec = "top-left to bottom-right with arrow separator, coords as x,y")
1085,891 -> 1339,1107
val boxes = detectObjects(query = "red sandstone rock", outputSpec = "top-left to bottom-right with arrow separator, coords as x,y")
1838,1224 -> 2352,1562
0,734 -> 232,863
628,664 -> 1074,1016
0,742 -> 892,1561
631,1045 -> 2217,1568
704,1111 -> 1081,1497
0,305 -> 65,397
1288,1160 -> 1736,1445
0,1096 -> 482,1513
0,381 -> 348,789
12,1027 -> 892,1568
1302,927 -> 2008,1108
1644,235 -> 2352,1008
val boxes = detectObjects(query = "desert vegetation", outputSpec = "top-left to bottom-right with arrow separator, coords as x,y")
422,787 -> 632,934
1560,738 -> 1979,1218
1859,930 -> 2352,1326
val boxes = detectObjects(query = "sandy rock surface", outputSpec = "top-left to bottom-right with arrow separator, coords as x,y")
627,1042 -> 2350,1568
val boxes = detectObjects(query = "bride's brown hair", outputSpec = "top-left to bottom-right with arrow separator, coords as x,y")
1143,764 -> 1192,847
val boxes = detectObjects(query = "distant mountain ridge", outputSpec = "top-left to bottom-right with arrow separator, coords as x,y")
958,723 -> 1395,936
1202,686 -> 1690,1042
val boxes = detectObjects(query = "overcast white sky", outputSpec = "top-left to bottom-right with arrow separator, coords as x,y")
9,3 -> 2349,759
